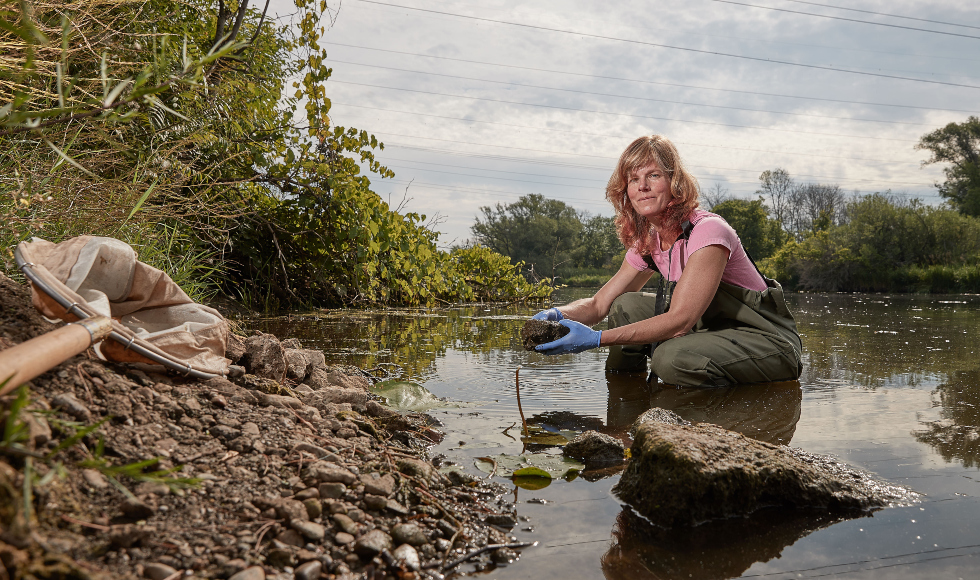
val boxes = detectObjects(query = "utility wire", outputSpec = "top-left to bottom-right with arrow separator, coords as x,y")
780,0 -> 980,31
330,59 -> 934,127
363,129 -> 933,186
353,0 -> 980,89
373,143 -> 938,198
324,43 -> 980,114
710,0 -> 980,40
334,101 -> 917,166
330,80 -> 917,143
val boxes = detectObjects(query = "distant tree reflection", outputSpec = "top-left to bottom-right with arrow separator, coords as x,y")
914,367 -> 980,467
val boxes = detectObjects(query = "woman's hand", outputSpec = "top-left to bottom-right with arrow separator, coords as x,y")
531,307 -> 564,321
535,320 -> 602,355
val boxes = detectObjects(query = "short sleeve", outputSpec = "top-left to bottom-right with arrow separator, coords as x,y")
624,247 -> 652,271
687,216 -> 736,258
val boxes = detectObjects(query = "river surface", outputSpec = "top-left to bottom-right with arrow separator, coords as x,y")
252,290 -> 980,579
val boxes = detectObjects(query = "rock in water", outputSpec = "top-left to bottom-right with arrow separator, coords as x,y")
614,422 -> 917,527
520,320 -> 571,351
628,407 -> 689,438
563,430 -> 625,467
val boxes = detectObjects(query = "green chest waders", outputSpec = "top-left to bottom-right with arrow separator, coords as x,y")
605,220 -> 803,387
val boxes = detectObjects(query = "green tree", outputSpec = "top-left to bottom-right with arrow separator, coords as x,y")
711,198 -> 786,260
917,116 -> 980,217
471,194 -> 583,279
573,213 -> 620,269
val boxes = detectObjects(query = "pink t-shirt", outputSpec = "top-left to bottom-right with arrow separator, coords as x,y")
625,210 -> 768,292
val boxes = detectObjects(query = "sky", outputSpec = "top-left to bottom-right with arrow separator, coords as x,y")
267,0 -> 980,246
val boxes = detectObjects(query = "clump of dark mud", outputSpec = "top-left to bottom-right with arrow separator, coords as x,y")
0,272 -> 530,580
520,320 -> 569,351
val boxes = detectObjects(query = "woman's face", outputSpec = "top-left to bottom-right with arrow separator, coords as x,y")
626,160 -> 672,221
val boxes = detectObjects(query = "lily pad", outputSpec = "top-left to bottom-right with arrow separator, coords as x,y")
474,453 -> 584,479
513,475 -> 552,490
370,381 -> 444,412
513,466 -> 552,478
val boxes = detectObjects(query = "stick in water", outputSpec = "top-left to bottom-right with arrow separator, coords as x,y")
516,366 -> 528,437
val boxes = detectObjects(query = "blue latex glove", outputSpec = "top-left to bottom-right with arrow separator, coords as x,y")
532,307 -> 564,321
535,319 -> 602,355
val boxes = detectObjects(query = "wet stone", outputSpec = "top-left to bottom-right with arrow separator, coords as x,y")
485,514 -> 517,528
629,407 -> 689,437
391,523 -> 428,546
353,529 -> 392,557
294,560 -> 322,580
319,482 -> 346,499
363,494 -> 388,511
393,544 -> 421,571
334,532 -> 355,545
520,319 -> 570,351
291,520 -> 326,542
563,430 -> 626,467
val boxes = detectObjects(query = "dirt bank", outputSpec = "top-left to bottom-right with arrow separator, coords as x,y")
0,273 -> 529,580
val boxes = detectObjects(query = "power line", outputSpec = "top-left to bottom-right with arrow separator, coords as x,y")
334,101 -> 918,166
353,0 -> 980,90
371,143 -> 939,199
330,80 -> 918,143
711,0 -> 980,39
330,59 -> 934,127
362,128 -> 934,186
325,43 -> 979,114
780,0 -> 980,31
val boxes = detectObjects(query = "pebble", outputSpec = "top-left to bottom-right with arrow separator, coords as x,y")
121,498 -> 156,520
82,469 -> 108,490
291,520 -> 326,542
242,422 -> 260,436
275,529 -> 305,547
319,482 -> 346,499
294,560 -> 321,580
302,498 -> 321,519
353,529 -> 392,557
391,523 -> 428,547
229,565 -> 266,580
143,563 -> 178,580
363,494 -> 387,511
361,473 -> 396,497
393,544 -> 421,571
293,487 -> 319,501
334,532 -> 355,545
434,538 -> 451,552
332,513 -> 359,535
275,499 -> 307,521
485,514 -> 517,528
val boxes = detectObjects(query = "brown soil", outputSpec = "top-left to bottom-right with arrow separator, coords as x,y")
0,273 -> 528,580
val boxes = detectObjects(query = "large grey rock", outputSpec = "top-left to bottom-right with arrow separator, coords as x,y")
243,334 -> 286,380
614,422 -> 918,527
520,319 -> 570,351
628,407 -> 689,438
563,430 -> 625,467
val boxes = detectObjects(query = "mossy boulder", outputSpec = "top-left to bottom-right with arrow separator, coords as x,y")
613,422 -> 917,527
520,320 -> 570,351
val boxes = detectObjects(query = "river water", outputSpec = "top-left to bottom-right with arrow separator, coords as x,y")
253,290 -> 980,579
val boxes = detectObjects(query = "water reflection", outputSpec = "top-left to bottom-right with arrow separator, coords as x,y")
601,507 -> 854,580
914,366 -> 980,467
604,374 -> 802,445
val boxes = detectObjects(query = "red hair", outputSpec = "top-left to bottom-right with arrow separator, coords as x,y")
606,135 -> 700,254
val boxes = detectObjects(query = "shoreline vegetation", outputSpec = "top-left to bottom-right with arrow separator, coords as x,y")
0,1 -> 551,311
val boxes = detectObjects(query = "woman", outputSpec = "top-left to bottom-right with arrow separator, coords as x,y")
532,135 -> 802,387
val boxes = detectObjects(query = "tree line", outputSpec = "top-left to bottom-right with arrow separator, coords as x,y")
471,116 -> 980,292
0,0 -> 551,308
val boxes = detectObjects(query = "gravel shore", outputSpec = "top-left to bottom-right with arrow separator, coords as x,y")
0,273 -> 531,580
